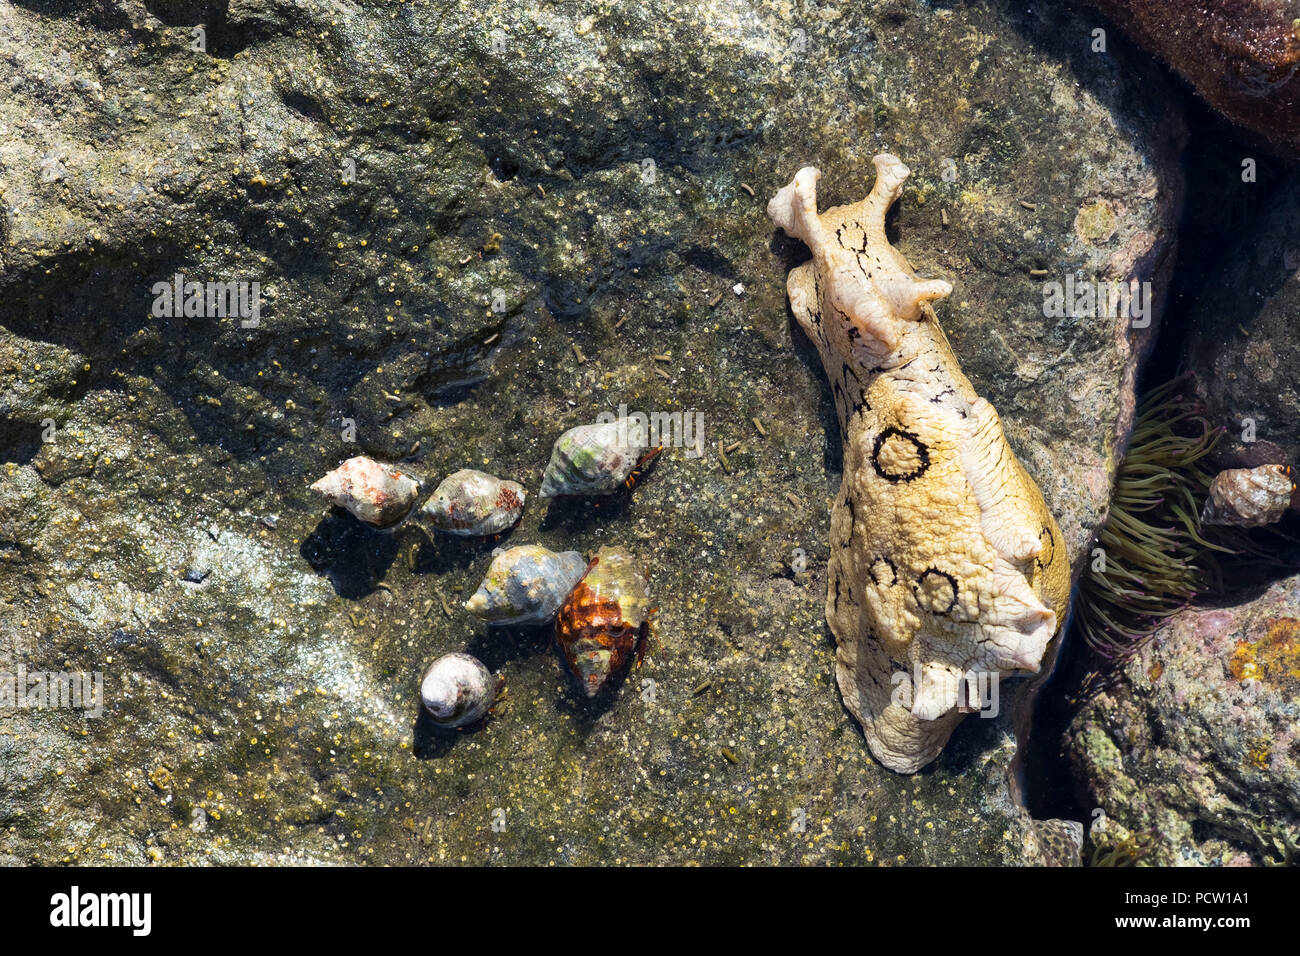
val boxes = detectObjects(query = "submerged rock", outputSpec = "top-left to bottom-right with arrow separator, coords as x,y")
1086,0 -> 1300,155
1185,169 -> 1300,475
1068,575 -> 1300,866
0,0 -> 1183,864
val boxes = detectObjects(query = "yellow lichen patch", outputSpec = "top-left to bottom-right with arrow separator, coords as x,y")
1247,738 -> 1272,771
1074,199 -> 1118,244
1228,617 -> 1300,686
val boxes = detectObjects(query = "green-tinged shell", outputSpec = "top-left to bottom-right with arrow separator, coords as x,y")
539,419 -> 650,497
464,545 -> 588,625
420,468 -> 526,536
555,546 -> 652,697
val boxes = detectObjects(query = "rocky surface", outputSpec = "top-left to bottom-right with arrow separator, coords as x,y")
1185,169 -> 1300,481
1068,575 -> 1300,866
1084,0 -> 1300,156
0,0 -> 1183,864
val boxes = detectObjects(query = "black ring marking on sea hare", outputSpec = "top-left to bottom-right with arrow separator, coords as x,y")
868,556 -> 897,587
871,426 -> 931,483
1036,524 -> 1055,569
913,567 -> 958,615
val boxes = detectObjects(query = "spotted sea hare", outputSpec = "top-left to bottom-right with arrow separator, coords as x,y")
769,155 -> 1072,773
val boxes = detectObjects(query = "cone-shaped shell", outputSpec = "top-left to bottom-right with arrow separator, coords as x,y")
465,545 -> 588,626
555,546 -> 652,697
310,456 -> 420,529
420,652 -> 497,727
421,469 -> 526,536
1202,464 -> 1294,528
539,419 -> 651,497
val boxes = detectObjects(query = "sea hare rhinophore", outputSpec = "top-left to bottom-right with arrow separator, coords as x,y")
769,155 -> 1071,773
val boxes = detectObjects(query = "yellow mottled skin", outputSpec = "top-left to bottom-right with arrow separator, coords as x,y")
770,155 -> 1071,773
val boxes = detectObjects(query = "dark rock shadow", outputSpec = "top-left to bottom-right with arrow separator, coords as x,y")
299,511 -> 401,599
413,527 -> 515,576
411,709 -> 468,759
540,491 -> 636,533
465,622 -> 554,671
934,708 -> 1006,777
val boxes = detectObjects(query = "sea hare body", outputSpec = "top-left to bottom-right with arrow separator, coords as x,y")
769,155 -> 1071,773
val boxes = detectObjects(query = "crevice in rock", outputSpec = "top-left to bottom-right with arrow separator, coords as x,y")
0,420 -> 43,466
1019,84 -> 1300,827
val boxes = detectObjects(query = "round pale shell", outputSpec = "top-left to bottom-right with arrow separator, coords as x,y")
420,652 -> 496,727
421,469 -> 526,536
539,419 -> 651,497
555,546 -> 652,697
1202,464 -> 1294,528
464,545 -> 588,625
310,456 -> 420,529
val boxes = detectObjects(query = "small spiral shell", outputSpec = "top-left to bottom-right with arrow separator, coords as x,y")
555,546 -> 652,697
419,652 -> 498,728
539,419 -> 652,497
310,456 -> 421,529
464,545 -> 588,626
421,469 -> 526,536
1202,464 -> 1294,528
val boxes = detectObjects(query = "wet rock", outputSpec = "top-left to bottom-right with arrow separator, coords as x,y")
1085,0 -> 1300,155
1184,170 -> 1300,472
0,0 -> 1182,864
1067,575 -> 1300,866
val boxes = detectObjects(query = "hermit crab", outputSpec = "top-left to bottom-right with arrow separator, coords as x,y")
555,546 -> 653,697
1202,464 -> 1295,528
310,456 -> 421,530
539,419 -> 661,498
464,545 -> 588,626
421,469 -> 526,536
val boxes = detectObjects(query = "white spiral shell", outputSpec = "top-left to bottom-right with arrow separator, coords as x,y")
420,469 -> 526,536
464,544 -> 588,625
1202,464 -> 1294,528
310,456 -> 421,529
419,652 -> 497,727
539,419 -> 651,497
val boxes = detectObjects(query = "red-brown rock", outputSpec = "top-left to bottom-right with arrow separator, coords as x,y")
1089,0 -> 1300,154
